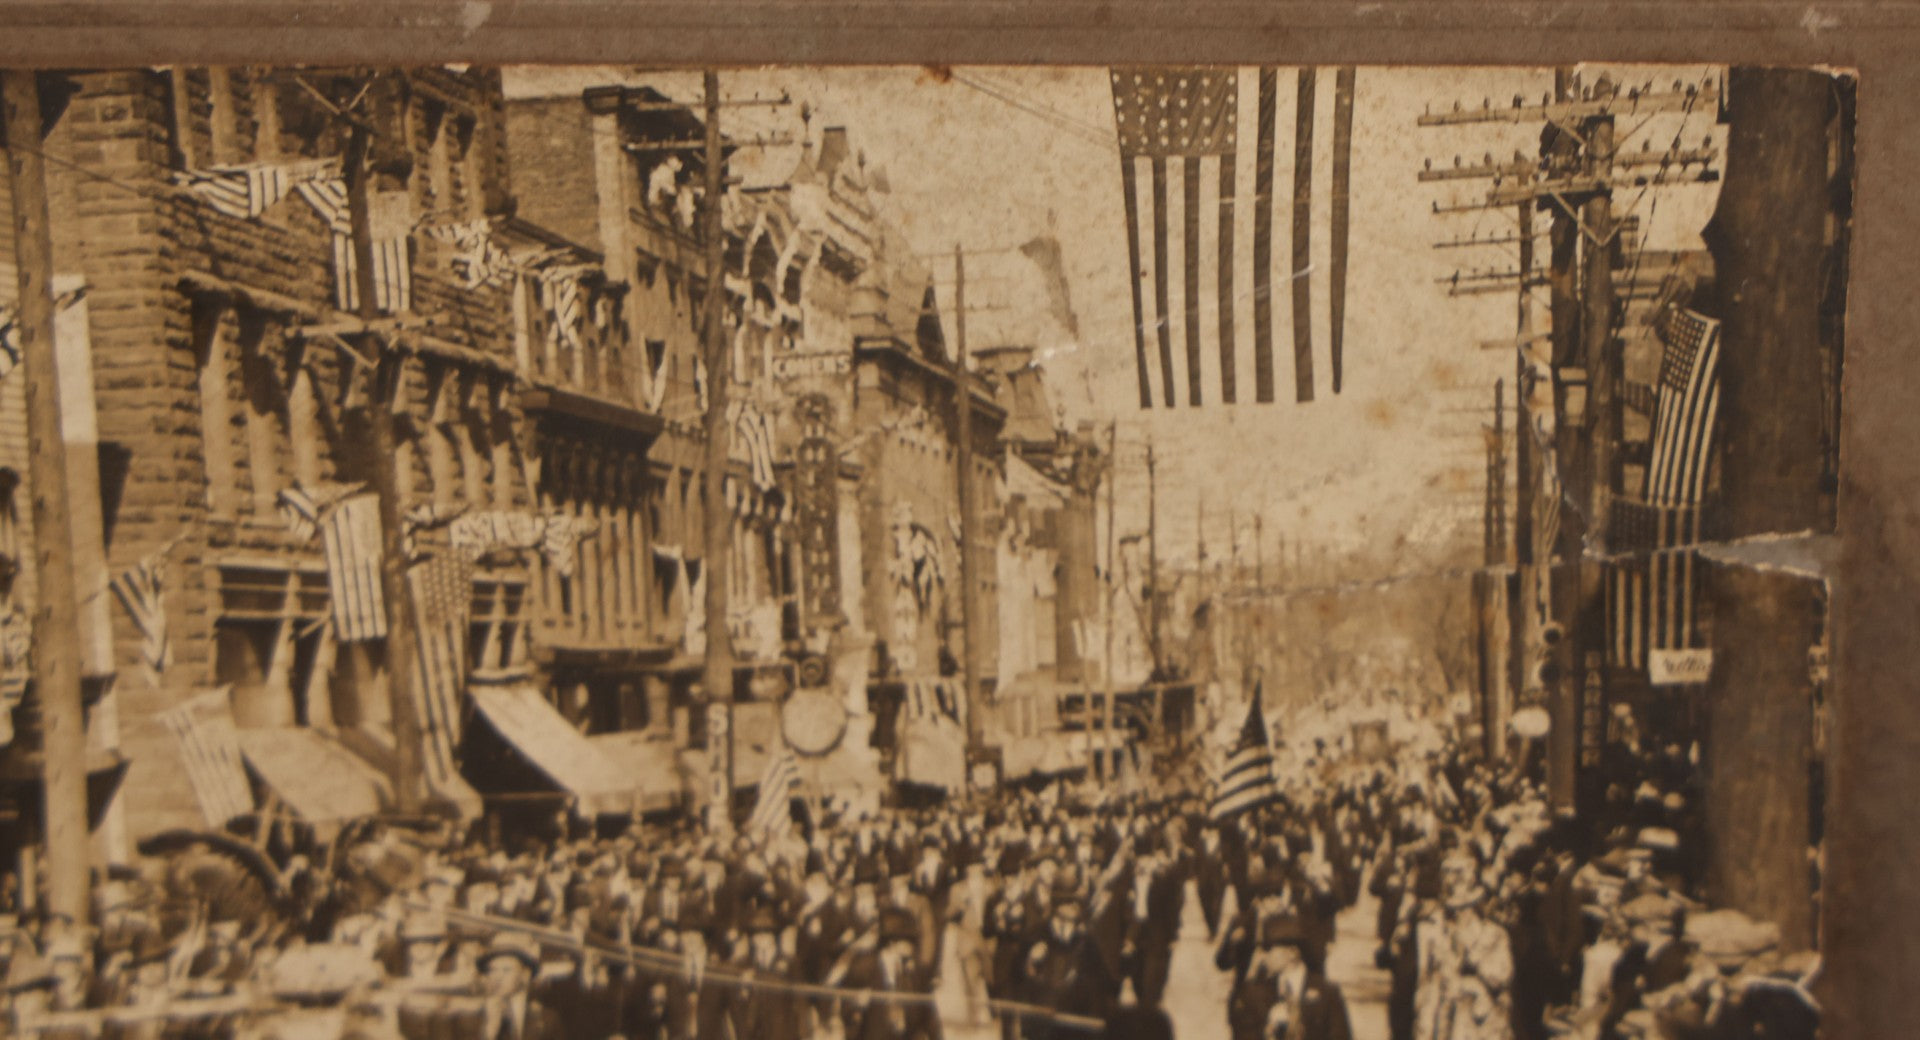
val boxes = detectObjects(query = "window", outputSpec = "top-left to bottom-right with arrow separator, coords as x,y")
193,296 -> 241,516
214,566 -> 329,729
237,312 -> 291,517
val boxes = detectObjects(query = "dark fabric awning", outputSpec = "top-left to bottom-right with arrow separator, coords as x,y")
470,683 -> 640,816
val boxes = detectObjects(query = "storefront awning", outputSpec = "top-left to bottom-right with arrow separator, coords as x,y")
237,728 -> 391,825
469,684 -> 639,817
584,732 -> 683,812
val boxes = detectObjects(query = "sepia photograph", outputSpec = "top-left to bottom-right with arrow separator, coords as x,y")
0,59 -> 1850,1039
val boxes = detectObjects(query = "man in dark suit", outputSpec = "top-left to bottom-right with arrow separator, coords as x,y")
1228,916 -> 1354,1040
462,933 -> 564,1040
833,908 -> 942,1040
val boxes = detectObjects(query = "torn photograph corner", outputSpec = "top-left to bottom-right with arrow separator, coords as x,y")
0,62 -> 1848,1040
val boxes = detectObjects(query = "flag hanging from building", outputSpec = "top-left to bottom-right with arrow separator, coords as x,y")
320,493 -> 388,643
1607,308 -> 1722,674
422,219 -> 512,290
111,544 -> 173,678
747,742 -> 802,838
161,687 -> 255,828
296,180 -> 414,314
1210,682 -> 1279,821
1108,66 -> 1357,409
538,267 -> 589,355
728,399 -> 779,492
408,552 -> 473,797
0,609 -> 29,748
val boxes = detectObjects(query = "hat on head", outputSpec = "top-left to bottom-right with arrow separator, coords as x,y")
747,908 -> 781,935
477,932 -> 541,972
879,909 -> 918,945
401,911 -> 447,944
1257,914 -> 1306,948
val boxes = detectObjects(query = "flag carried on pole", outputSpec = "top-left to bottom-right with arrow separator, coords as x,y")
1108,66 -> 1358,409
1209,682 -> 1280,821
747,742 -> 802,839
1607,308 -> 1722,673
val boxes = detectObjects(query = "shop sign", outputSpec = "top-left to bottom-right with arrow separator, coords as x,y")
773,351 -> 852,381
1649,648 -> 1714,686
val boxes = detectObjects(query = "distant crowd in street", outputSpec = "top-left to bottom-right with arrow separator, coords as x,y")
0,694 -> 1819,1040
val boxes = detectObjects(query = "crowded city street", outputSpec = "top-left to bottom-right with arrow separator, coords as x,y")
0,59 -> 1845,1039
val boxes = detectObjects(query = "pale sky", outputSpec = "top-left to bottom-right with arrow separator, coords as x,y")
503,64 -> 1724,582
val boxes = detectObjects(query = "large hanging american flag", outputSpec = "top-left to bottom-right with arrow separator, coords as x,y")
1608,308 -> 1722,672
1109,66 -> 1357,409
1209,682 -> 1279,821
408,553 -> 473,799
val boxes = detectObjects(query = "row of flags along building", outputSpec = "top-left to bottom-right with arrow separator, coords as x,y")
1109,66 -> 1357,410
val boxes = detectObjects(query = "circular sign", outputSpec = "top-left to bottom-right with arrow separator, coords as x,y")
781,689 -> 848,756
1510,706 -> 1552,739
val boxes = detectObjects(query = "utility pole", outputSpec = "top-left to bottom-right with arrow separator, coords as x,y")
1478,380 -> 1510,760
1145,441 -> 1161,681
1254,514 -> 1265,590
697,70 -> 737,835
6,70 -> 90,927
1102,421 -> 1117,779
1574,77 -> 1619,818
952,244 -> 983,754
340,106 -> 427,814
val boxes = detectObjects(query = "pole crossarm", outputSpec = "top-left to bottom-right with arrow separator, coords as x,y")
1417,83 -> 1718,127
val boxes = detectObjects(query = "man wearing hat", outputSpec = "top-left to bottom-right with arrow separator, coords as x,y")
831,907 -> 938,1040
1227,915 -> 1354,1040
726,908 -> 800,1040
458,933 -> 562,1040
1021,890 -> 1103,1040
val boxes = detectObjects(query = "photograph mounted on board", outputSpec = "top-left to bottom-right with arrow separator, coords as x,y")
0,62 -> 1848,1040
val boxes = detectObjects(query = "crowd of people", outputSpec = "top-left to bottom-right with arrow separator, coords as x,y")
0,699 -> 1821,1040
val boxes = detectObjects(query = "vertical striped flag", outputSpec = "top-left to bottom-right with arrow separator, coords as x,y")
1108,65 -> 1358,408
321,492 -> 389,642
1607,308 -> 1722,671
1209,682 -> 1280,821
539,267 -> 587,355
110,544 -> 173,679
161,688 -> 255,828
408,552 -> 473,797
295,180 -> 414,314
748,741 -> 801,839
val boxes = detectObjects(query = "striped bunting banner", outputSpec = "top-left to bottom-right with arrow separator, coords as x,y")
175,158 -> 340,220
